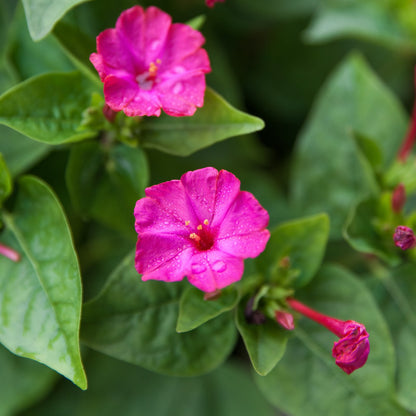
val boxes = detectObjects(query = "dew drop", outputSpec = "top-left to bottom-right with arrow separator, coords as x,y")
191,263 -> 206,274
212,260 -> 227,273
150,40 -> 161,51
172,82 -> 183,94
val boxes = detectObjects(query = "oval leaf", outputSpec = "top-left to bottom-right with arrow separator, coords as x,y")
81,252 -> 237,376
0,71 -> 98,144
22,0 -> 91,41
256,264 -> 400,415
0,176 -> 87,389
176,285 -> 239,333
139,87 -> 265,156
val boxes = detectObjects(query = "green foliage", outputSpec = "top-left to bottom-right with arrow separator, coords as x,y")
139,88 -> 265,156
0,71 -> 98,144
82,253 -> 237,376
0,176 -> 86,388
0,154 -> 12,208
290,53 -> 407,238
22,0 -> 92,41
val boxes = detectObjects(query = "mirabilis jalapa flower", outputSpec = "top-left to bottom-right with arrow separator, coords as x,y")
90,5 -> 211,117
287,298 -> 370,374
134,167 -> 270,293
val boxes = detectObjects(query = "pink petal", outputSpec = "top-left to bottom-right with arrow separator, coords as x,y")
96,28 -> 137,75
143,179 -> 198,225
180,167 -> 219,223
135,233 -> 192,279
217,230 -> 270,258
123,90 -> 162,117
186,250 -> 244,292
103,75 -> 137,112
161,23 -> 206,69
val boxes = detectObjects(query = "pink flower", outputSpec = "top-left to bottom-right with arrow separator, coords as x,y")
275,310 -> 295,330
134,167 -> 270,293
287,298 -> 370,374
206,0 -> 225,7
393,225 -> 416,250
90,6 -> 211,117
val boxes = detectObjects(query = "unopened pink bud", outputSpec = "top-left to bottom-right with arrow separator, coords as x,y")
392,183 -> 406,213
0,243 -> 20,262
393,225 -> 416,250
275,310 -> 295,330
332,321 -> 370,375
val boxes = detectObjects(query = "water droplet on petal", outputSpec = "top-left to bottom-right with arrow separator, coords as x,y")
212,260 -> 227,273
173,82 -> 183,94
150,40 -> 161,51
191,263 -> 206,274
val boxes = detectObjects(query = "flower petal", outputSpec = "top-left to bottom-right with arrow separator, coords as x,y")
123,90 -> 162,117
186,250 -> 244,292
135,233 -> 192,280
103,75 -> 137,112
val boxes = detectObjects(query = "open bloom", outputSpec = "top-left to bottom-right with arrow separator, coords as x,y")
394,225 -> 416,250
90,6 -> 211,117
134,167 -> 270,293
287,298 -> 370,374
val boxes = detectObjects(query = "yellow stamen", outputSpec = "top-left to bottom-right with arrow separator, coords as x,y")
156,58 -> 162,64
149,62 -> 158,76
189,233 -> 201,242
197,224 -> 203,230
203,219 -> 209,225
185,220 -> 190,226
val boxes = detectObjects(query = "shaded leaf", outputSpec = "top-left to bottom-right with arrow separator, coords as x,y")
22,0 -> 91,41
81,252 -> 237,376
139,88 -> 264,156
176,285 -> 239,332
0,71 -> 98,144
0,176 -> 86,389
0,154 -> 12,207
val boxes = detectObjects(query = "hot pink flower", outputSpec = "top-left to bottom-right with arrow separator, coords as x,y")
206,0 -> 225,7
134,167 -> 270,293
287,298 -> 370,374
90,6 -> 211,117
393,225 -> 416,250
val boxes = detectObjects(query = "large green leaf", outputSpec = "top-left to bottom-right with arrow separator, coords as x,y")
21,352 -> 274,416
139,88 -> 264,156
66,141 -> 148,237
304,1 -> 416,52
0,154 -> 12,208
0,176 -> 87,389
290,54 -> 407,238
22,0 -> 91,41
0,126 -> 50,176
81,252 -> 237,376
257,213 -> 330,288
0,71 -> 98,144
0,344 -> 56,416
176,285 -> 239,333
256,264 -> 403,416
235,299 -> 289,376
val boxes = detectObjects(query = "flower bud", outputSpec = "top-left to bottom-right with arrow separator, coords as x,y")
391,183 -> 406,213
275,310 -> 295,330
393,225 -> 416,250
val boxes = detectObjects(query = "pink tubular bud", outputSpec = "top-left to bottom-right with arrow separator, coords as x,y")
392,183 -> 406,213
332,321 -> 370,375
393,225 -> 416,250
287,298 -> 370,374
275,310 -> 295,330
0,243 -> 20,262
206,0 -> 225,7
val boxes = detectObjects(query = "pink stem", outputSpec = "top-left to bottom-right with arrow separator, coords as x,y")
287,298 -> 345,338
0,243 -> 20,262
398,101 -> 416,162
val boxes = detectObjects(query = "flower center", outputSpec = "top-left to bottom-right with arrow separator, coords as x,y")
187,219 -> 214,251
136,59 -> 161,90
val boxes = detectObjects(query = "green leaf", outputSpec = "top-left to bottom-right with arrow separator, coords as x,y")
81,252 -> 237,376
22,352 -> 274,416
0,71 -> 98,144
0,176 -> 87,389
290,53 -> 407,238
139,87 -> 265,156
0,154 -> 12,207
256,264 -> 402,416
176,285 -> 239,333
235,298 -> 289,376
22,0 -> 91,41
0,126 -> 50,176
257,213 -> 330,288
0,344 -> 56,416
304,1 -> 416,53
186,15 -> 206,31
352,131 -> 384,173
66,141 -> 148,237
343,195 -> 401,266
53,20 -> 100,85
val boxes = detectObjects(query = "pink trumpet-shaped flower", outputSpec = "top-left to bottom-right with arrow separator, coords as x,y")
134,167 -> 270,292
287,298 -> 370,374
394,225 -> 416,250
90,6 -> 211,117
